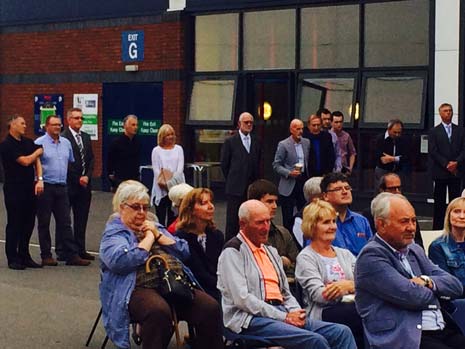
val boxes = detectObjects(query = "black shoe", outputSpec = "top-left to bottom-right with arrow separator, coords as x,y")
79,252 -> 96,261
24,258 -> 43,268
8,262 -> 26,270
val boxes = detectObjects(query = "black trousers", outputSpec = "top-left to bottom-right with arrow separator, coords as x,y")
322,302 -> 364,349
155,195 -> 175,227
3,184 -> 36,264
225,193 -> 247,242
280,179 -> 306,233
128,287 -> 224,349
36,183 -> 78,260
56,183 -> 91,256
432,178 -> 462,230
420,325 -> 465,349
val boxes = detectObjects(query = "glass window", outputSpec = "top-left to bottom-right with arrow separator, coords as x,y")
244,9 -> 296,70
188,79 -> 236,123
195,14 -> 239,72
298,77 -> 356,121
301,5 -> 359,69
361,75 -> 426,126
365,0 -> 429,67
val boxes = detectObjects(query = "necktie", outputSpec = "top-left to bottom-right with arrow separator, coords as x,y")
244,136 -> 250,153
76,133 -> 86,175
446,124 -> 452,140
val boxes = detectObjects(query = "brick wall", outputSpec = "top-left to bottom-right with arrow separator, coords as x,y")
0,18 -> 186,183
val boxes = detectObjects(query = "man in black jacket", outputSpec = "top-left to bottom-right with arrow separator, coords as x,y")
302,114 -> 335,178
61,108 -> 95,260
429,103 -> 465,229
221,112 -> 261,241
374,119 -> 410,186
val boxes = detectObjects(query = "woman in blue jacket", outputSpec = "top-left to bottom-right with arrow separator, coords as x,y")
429,196 -> 465,295
99,180 -> 223,349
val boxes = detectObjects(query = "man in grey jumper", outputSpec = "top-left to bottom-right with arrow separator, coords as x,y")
217,200 -> 356,349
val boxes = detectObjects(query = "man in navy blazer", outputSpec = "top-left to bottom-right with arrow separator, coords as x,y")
221,112 -> 261,241
61,108 -> 95,260
429,103 -> 465,229
273,119 -> 310,233
355,193 -> 464,349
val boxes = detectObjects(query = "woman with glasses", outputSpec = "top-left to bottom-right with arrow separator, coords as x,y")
99,180 -> 223,349
175,188 -> 224,301
151,124 -> 185,227
295,199 -> 364,348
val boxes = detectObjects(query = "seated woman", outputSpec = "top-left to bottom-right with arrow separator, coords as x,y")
175,188 -> 224,301
429,196 -> 465,296
99,180 -> 223,349
166,183 -> 194,234
295,199 -> 364,348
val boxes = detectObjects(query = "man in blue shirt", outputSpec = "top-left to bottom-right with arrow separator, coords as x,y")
321,172 -> 373,256
35,115 -> 90,266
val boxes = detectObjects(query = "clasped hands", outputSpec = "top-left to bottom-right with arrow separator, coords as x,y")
284,309 -> 306,328
322,280 -> 355,301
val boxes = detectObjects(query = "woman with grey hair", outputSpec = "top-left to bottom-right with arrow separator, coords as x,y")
99,180 -> 223,349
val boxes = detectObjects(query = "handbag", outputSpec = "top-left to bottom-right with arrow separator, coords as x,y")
157,168 -> 173,190
145,255 -> 195,306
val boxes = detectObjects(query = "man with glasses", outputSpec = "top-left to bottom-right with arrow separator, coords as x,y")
321,172 -> 372,256
60,108 -> 95,261
221,112 -> 261,241
362,173 -> 424,248
35,115 -> 90,267
429,103 -> 465,229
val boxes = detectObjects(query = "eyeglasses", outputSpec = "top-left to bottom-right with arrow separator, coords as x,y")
124,203 -> 150,212
49,123 -> 62,127
326,185 -> 352,193
242,121 -> 253,125
70,116 -> 83,120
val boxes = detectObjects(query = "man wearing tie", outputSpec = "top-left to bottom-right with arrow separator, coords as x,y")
221,112 -> 261,241
429,103 -> 465,229
61,108 -> 95,260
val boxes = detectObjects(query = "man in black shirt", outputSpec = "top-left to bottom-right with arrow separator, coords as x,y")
107,114 -> 141,191
0,115 -> 44,270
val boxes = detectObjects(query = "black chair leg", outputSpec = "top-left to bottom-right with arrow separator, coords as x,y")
101,335 -> 109,349
86,307 -> 103,347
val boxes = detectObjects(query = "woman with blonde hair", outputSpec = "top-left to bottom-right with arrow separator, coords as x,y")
429,196 -> 465,295
295,199 -> 363,348
175,188 -> 224,301
151,124 -> 185,226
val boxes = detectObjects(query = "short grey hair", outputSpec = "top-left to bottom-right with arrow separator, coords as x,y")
123,114 -> 138,125
112,180 -> 149,212
168,183 -> 194,207
238,199 -> 265,222
238,112 -> 253,123
304,177 -> 322,202
371,192 -> 409,221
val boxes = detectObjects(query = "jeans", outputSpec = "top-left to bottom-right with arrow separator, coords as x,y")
240,306 -> 356,349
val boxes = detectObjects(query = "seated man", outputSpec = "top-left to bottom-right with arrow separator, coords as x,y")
217,200 -> 356,349
293,176 -> 323,248
321,172 -> 373,256
247,179 -> 300,276
362,172 -> 424,247
355,192 -> 465,349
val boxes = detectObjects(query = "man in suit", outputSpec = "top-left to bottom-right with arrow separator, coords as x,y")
273,119 -> 310,233
302,114 -> 335,178
61,108 -> 95,260
355,192 -> 464,348
374,119 -> 410,186
429,103 -> 465,229
221,112 -> 261,241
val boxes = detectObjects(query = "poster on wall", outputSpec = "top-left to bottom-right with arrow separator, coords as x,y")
73,94 -> 99,140
34,94 -> 64,135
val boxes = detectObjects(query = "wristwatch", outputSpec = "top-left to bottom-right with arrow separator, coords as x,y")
420,275 -> 432,288
37,176 -> 44,181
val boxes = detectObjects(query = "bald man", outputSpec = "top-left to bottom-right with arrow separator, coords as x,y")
221,112 -> 261,241
217,200 -> 356,349
273,119 -> 310,233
